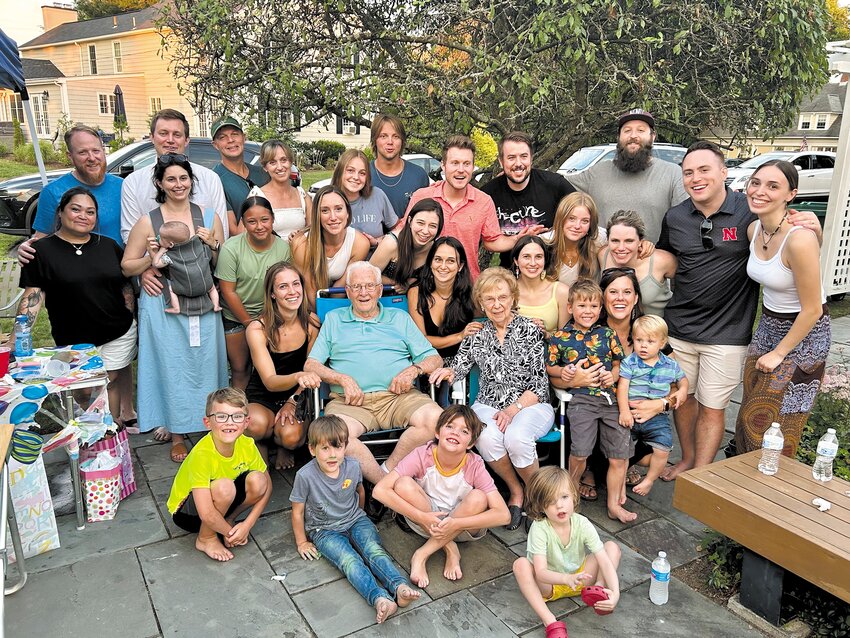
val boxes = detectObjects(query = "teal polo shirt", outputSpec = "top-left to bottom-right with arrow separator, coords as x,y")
213,162 -> 270,221
309,304 -> 437,393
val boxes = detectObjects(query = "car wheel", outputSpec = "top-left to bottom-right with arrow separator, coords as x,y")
25,199 -> 39,237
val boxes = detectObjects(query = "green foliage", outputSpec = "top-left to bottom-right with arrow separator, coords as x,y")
108,137 -> 135,153
242,123 -> 294,146
75,0 -> 157,20
798,366 -> 850,480
12,119 -> 24,149
825,0 -> 850,41
312,140 -> 347,165
0,143 -> 8,156
702,530 -> 743,593
113,115 -> 130,143
471,128 -> 498,168
362,146 -> 375,162
783,573 -> 850,636
12,141 -> 68,166
163,0 -> 830,170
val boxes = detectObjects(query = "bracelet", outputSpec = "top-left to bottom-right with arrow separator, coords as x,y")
660,398 -> 669,413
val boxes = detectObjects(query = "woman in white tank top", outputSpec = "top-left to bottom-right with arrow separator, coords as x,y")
254,140 -> 312,239
736,160 -> 830,457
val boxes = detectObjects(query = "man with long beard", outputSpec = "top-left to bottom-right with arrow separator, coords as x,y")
567,109 -> 687,242
27,124 -> 125,245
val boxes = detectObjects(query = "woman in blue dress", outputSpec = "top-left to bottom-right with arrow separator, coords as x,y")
122,153 -> 228,462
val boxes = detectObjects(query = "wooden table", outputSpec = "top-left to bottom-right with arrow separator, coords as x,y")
673,451 -> 850,624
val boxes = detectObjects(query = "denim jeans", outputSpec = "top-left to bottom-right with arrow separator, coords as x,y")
311,516 -> 407,606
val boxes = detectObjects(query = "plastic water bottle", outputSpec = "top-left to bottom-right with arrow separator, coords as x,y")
758,422 -> 784,475
14,314 -> 33,357
649,551 -> 670,605
812,428 -> 839,482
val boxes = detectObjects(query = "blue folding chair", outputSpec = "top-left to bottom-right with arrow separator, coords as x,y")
312,286 -> 435,462
452,367 -> 566,469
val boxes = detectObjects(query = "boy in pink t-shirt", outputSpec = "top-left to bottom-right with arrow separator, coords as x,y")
374,405 -> 510,588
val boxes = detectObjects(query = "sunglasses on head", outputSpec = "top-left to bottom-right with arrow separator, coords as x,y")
157,153 -> 189,166
602,267 -> 635,276
700,217 -> 714,250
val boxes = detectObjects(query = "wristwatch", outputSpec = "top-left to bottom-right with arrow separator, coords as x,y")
513,400 -> 524,411
660,398 -> 670,413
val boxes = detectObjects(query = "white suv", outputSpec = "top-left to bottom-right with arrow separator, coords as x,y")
725,151 -> 836,197
557,143 -> 686,177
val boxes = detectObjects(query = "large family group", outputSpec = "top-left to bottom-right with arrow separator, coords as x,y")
9,106 -> 830,635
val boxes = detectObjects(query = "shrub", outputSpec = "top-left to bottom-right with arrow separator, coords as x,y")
312,139 -> 347,165
0,143 -> 8,156
783,573 -> 850,637
12,118 -> 24,148
702,530 -> 743,593
798,364 -> 850,481
471,128 -> 498,168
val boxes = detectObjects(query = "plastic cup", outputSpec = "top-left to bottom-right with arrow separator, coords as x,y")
0,347 -> 10,377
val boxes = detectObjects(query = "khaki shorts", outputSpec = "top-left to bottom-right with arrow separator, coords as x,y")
325,389 -> 436,432
667,337 -> 747,410
568,393 -> 633,459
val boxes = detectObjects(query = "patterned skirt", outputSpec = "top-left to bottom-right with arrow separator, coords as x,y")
735,306 -> 830,456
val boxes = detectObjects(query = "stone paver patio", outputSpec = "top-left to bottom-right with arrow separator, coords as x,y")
12,314 -> 850,637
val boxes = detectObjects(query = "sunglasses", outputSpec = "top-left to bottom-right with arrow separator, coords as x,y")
157,153 -> 189,166
700,217 -> 714,250
602,267 -> 635,276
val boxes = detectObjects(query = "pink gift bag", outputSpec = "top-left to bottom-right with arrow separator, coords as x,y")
81,465 -> 121,522
80,428 -> 136,500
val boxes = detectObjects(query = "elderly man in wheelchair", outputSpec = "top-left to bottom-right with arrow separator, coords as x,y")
304,262 -> 443,485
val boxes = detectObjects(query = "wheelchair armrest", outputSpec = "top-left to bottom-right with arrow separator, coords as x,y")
552,388 -> 573,403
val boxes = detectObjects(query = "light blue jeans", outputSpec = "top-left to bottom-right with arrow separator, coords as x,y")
311,516 -> 407,606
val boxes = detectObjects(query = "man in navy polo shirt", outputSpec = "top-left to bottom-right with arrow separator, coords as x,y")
657,141 -> 822,480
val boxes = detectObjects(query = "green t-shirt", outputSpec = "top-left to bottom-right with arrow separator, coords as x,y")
214,234 -> 291,323
167,433 -> 267,514
526,513 -> 603,574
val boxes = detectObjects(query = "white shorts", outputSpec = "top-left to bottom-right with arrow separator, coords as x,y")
667,337 -> 747,410
100,320 -> 137,371
472,402 -> 555,468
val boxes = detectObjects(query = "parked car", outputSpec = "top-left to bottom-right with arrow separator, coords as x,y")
724,157 -> 747,168
725,151 -> 836,197
0,138 -> 264,236
556,142 -> 686,177
308,152 -> 439,195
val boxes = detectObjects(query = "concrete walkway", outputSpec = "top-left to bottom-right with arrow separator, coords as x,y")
13,314 -> 849,637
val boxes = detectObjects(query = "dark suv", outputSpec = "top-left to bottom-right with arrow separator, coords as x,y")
0,138 -> 264,236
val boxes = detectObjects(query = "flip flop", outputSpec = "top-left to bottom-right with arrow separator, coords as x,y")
121,418 -> 140,435
626,465 -> 642,486
506,504 -> 524,531
581,585 -> 612,615
170,442 -> 188,463
579,481 -> 598,502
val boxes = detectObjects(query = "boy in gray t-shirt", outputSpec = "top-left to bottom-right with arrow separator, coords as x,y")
290,416 -> 419,624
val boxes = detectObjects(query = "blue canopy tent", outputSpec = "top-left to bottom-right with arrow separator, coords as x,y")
0,28 -> 48,186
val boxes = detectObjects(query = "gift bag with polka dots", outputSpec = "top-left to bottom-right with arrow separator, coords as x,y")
82,467 -> 121,522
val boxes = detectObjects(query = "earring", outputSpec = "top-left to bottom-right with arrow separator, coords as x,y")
540,270 -> 546,281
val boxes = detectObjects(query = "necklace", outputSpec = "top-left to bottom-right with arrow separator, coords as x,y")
57,233 -> 88,256
374,163 -> 406,188
760,214 -> 787,251
564,252 -> 579,268
437,292 -> 452,301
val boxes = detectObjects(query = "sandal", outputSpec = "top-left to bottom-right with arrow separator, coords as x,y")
626,465 -> 642,487
578,481 -> 598,502
506,504 -> 524,531
545,620 -> 568,638
170,442 -> 188,463
581,585 -> 612,615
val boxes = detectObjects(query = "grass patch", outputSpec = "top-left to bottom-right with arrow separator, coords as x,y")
301,170 -> 332,190
0,157 -> 43,181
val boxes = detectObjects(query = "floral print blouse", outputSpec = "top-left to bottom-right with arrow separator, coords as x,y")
450,314 -> 549,410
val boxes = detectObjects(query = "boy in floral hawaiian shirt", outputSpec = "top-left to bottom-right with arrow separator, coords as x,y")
546,280 -> 636,523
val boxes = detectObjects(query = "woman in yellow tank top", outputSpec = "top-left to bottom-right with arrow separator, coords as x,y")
513,235 -> 570,334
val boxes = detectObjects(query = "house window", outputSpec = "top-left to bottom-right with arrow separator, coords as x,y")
197,110 -> 213,137
799,118 -> 810,130
816,114 -> 828,130
88,44 -> 98,75
0,95 -> 7,121
149,97 -> 162,113
112,42 -> 123,73
10,93 -> 23,122
98,93 -> 116,115
32,94 -> 49,136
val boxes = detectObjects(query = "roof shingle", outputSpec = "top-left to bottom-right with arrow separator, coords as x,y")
20,6 -> 159,48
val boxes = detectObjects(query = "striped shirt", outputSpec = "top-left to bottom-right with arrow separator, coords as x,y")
619,352 -> 684,400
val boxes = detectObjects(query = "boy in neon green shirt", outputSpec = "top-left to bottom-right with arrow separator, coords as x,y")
167,387 -> 271,562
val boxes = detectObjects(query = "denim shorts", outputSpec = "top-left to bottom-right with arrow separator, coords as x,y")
222,316 -> 246,335
631,413 -> 673,452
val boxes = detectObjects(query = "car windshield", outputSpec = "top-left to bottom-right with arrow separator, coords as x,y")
105,142 -> 147,166
737,153 -> 791,169
653,148 -> 686,165
559,147 -> 607,172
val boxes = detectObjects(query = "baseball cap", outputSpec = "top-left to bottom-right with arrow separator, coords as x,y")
210,115 -> 243,138
617,108 -> 655,130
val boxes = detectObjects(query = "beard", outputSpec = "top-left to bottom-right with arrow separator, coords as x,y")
76,161 -> 107,185
613,140 -> 653,173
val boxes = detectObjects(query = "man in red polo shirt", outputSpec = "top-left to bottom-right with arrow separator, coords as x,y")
405,135 -> 544,279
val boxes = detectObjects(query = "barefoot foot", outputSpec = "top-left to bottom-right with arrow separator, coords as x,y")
195,536 -> 234,561
375,597 -> 398,623
409,549 -> 430,588
660,461 -> 692,482
443,542 -> 463,581
395,583 -> 421,608
607,504 -> 638,523
275,446 -> 295,471
153,426 -> 172,442
632,478 -> 655,496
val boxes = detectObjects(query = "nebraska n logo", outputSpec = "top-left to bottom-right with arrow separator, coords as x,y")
722,227 -> 737,241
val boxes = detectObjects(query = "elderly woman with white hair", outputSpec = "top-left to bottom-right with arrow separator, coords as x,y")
430,267 -> 554,530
